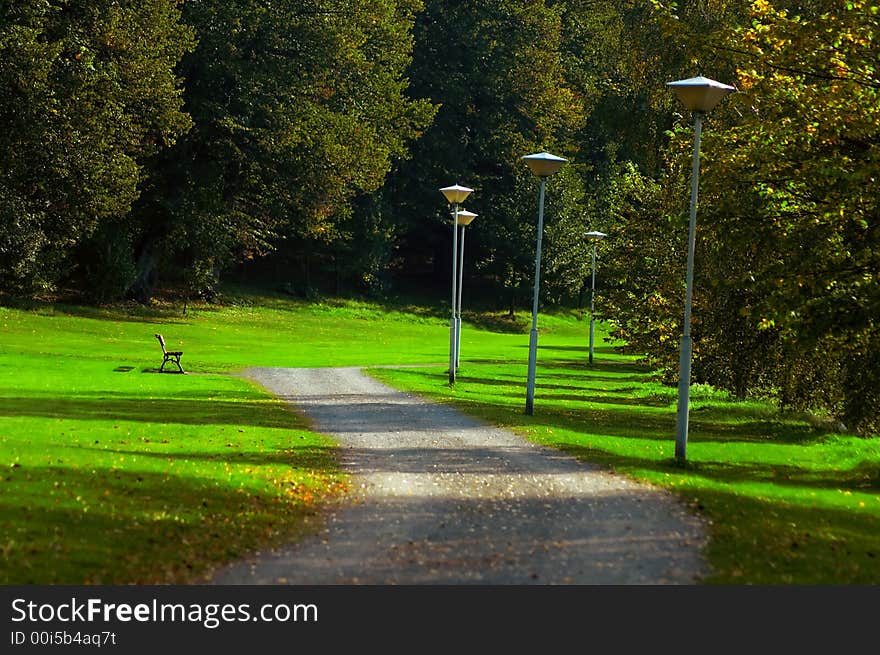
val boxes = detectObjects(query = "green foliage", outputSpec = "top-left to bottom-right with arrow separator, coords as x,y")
132,0 -> 436,301
689,0 -> 880,431
382,0 -> 588,311
596,160 -> 683,372
76,220 -> 138,304
594,0 -> 879,435
1,0 -> 877,436
0,0 -> 194,293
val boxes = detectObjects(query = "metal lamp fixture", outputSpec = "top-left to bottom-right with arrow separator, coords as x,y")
439,184 -> 474,384
521,151 -> 567,178
667,76 -> 736,113
455,209 -> 477,227
521,151 -> 568,415
666,76 -> 735,462
440,183 -> 474,205
452,209 -> 477,368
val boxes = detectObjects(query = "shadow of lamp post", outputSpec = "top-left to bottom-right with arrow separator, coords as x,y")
666,76 -> 735,462
439,183 -> 474,384
521,151 -> 567,415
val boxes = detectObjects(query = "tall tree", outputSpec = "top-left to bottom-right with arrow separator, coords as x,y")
381,0 -> 587,311
701,0 -> 880,431
0,0 -> 194,296
130,0 -> 435,301
598,0 -> 879,433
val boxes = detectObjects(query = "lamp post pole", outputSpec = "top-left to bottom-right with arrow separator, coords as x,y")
590,243 -> 597,364
521,152 -> 567,416
675,110 -> 703,461
450,202 -> 459,384
439,184 -> 474,385
525,176 -> 546,415
454,210 -> 477,369
666,76 -> 735,462
585,231 -> 607,365
457,222 -> 465,366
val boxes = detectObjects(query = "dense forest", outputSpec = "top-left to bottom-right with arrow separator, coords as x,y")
1,0 -> 877,433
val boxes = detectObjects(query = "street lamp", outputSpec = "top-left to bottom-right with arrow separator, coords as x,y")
585,230 -> 607,365
439,183 -> 474,384
454,209 -> 477,369
666,76 -> 735,462
521,151 -> 567,415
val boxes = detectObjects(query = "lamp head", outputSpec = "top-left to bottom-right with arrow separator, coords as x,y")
521,151 -> 567,178
585,231 -> 607,242
454,209 -> 478,226
439,183 -> 474,205
666,76 -> 735,113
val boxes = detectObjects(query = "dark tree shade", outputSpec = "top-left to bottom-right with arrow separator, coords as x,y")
0,0 -> 194,295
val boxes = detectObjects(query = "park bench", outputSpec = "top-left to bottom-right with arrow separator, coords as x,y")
155,334 -> 184,373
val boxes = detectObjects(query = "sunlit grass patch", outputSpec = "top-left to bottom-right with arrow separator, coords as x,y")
0,352 -> 345,584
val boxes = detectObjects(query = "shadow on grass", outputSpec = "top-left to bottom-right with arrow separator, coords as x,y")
462,311 -> 529,334
538,345 -> 620,355
684,488 -> 880,584
76,443 -> 597,477
556,443 -> 879,493
379,367 -> 829,446
77,445 -> 338,470
455,397 -> 829,446
0,394 -> 299,429
0,463 -> 334,584
543,358 -> 654,375
229,287 -> 533,334
459,384 -> 673,410
536,370 -> 653,383
531,446 -> 880,584
454,375 -> 530,388
454,374 -> 642,395
0,294 -> 191,324
692,459 -> 880,493
462,360 -> 651,384
538,392 -> 672,408
582,410 -> 823,444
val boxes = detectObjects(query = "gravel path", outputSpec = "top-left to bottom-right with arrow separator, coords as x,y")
209,367 -> 709,585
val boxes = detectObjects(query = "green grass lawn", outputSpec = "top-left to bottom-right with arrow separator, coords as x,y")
2,287 -> 878,584
0,287 -> 557,372
0,352 -> 348,584
0,287 -> 550,583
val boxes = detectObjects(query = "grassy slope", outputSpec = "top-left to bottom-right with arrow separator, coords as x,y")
0,288 -> 553,583
3,288 -> 879,584
0,292 -> 433,583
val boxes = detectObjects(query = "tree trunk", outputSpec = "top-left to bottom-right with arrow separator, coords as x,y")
303,254 -> 311,294
128,238 -> 159,304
